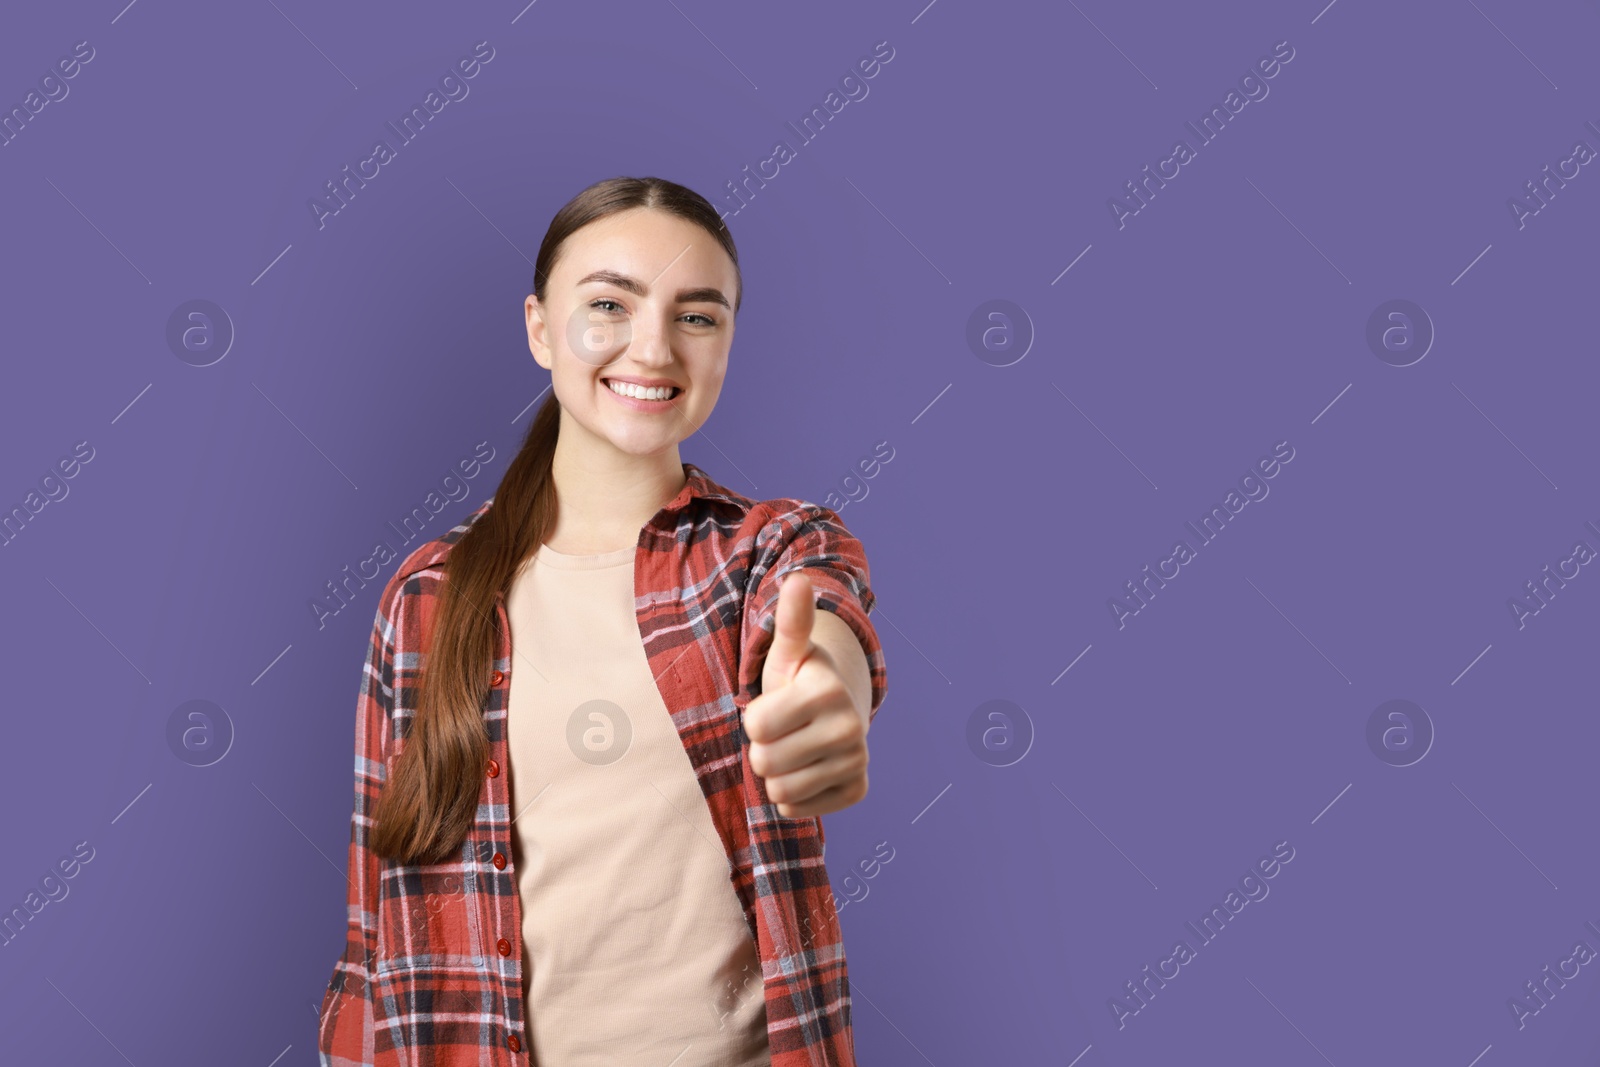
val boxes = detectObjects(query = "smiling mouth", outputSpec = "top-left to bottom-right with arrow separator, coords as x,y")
603,378 -> 682,401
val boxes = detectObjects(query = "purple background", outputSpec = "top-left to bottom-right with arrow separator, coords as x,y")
2,0 -> 1597,1063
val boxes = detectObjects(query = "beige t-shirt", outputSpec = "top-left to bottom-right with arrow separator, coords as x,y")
504,541 -> 769,1067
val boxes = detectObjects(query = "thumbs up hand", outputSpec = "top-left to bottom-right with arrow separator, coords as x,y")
744,571 -> 871,818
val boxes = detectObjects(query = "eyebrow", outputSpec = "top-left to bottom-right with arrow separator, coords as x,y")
575,269 -> 732,310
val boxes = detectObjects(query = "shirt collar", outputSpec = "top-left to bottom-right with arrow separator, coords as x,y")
393,461 -> 741,581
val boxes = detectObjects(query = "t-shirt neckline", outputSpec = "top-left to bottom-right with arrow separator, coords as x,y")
532,542 -> 636,570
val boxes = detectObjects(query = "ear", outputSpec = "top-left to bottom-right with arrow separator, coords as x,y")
526,295 -> 552,370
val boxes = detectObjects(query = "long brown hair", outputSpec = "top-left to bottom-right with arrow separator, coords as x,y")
370,176 -> 743,865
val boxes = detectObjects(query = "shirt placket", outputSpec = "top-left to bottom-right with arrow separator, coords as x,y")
484,591 -> 526,1059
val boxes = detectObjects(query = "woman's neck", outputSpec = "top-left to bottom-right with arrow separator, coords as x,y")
544,445 -> 687,553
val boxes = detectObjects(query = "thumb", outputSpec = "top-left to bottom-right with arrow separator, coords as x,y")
762,570 -> 816,690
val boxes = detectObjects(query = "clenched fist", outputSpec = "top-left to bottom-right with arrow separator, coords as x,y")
744,571 -> 871,818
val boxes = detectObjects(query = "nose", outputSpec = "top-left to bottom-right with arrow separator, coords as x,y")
621,312 -> 675,370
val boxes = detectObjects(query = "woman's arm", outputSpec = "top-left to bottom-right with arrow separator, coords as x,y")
742,497 -> 888,820
318,579 -> 399,1065
737,501 -> 887,721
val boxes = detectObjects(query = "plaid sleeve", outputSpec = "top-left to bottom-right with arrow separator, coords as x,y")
317,575 -> 399,1065
738,502 -> 887,723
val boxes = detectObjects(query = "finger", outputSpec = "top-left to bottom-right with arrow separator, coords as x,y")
742,675 -> 819,745
774,776 -> 868,819
748,702 -> 864,777
762,570 -> 816,689
765,747 -> 868,807
742,649 -> 850,746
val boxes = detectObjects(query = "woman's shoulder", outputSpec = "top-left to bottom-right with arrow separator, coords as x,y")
388,498 -> 494,582
683,462 -> 851,537
357,498 -> 496,647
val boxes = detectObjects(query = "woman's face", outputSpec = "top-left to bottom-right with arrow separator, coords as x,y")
526,206 -> 738,459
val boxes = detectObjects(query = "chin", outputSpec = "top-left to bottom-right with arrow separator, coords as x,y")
604,429 -> 686,455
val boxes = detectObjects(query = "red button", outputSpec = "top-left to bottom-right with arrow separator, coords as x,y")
490,670 -> 505,686
507,1034 -> 521,1052
497,937 -> 512,956
487,759 -> 500,778
493,852 -> 506,870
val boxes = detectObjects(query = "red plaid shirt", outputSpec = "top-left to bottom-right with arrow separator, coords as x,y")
318,462 -> 888,1066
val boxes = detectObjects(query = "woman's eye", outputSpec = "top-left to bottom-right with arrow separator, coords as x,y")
588,299 -> 714,326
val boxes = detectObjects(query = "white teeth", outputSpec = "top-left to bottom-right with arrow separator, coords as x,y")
606,379 -> 678,401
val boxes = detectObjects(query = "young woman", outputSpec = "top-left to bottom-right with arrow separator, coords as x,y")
318,176 -> 888,1067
